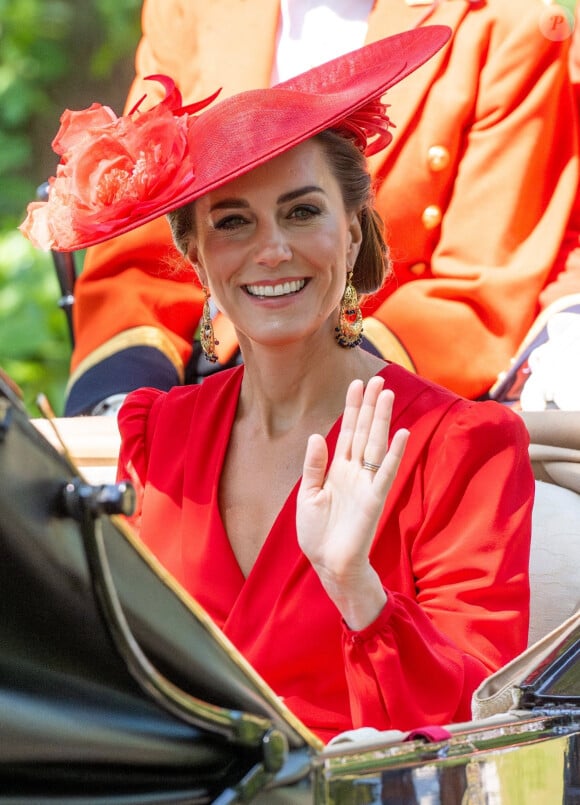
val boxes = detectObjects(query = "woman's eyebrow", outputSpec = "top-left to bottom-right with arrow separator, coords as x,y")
209,185 -> 325,212
209,198 -> 249,212
277,185 -> 324,204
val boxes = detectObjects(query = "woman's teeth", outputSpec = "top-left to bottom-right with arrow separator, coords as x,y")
246,279 -> 305,297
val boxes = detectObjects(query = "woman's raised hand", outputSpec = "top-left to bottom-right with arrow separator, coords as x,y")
296,376 -> 409,630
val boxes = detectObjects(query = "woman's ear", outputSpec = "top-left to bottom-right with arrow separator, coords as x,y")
347,212 -> 363,267
188,245 -> 207,285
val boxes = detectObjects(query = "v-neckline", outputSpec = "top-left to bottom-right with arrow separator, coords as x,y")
199,364 -> 396,589
211,369 -> 345,584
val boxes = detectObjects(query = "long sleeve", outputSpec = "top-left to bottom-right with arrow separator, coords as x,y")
116,384 -> 168,531
342,397 -> 533,730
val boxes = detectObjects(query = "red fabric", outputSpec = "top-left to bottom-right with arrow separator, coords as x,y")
404,726 -> 452,743
117,364 -> 534,743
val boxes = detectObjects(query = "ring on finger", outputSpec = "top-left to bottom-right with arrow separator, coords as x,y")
362,459 -> 381,473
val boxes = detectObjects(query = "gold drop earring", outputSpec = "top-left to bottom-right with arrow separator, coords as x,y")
335,271 -> 363,348
200,285 -> 219,362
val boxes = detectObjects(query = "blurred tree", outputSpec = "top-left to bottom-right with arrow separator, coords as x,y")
0,232 -> 70,415
0,0 -> 141,414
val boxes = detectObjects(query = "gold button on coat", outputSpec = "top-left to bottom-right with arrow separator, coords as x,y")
409,262 -> 427,276
421,205 -> 442,230
427,145 -> 450,172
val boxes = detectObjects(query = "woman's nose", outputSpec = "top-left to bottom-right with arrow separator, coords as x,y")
254,223 -> 292,267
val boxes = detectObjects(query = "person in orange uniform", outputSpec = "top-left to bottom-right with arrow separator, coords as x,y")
63,0 -> 579,415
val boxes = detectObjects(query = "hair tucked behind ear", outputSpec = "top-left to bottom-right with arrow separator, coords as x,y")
315,129 -> 391,294
356,206 -> 390,293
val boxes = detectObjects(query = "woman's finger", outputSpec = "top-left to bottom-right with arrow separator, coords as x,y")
361,387 -> 395,468
333,379 -> 364,460
373,427 -> 410,489
351,376 -> 386,463
299,433 -> 330,498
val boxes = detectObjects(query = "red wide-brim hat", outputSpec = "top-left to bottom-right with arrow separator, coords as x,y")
20,25 -> 451,253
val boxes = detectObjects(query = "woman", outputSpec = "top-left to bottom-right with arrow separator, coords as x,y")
21,27 -> 534,742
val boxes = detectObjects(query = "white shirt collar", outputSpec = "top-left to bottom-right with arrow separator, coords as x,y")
272,0 -> 374,83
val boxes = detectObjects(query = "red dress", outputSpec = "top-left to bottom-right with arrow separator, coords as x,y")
117,364 -> 534,742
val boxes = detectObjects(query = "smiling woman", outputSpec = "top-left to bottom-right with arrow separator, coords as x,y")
176,139 -> 367,356
20,27 -> 536,744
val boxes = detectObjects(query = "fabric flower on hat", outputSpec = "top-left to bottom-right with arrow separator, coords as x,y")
334,99 -> 394,156
20,77 -> 218,251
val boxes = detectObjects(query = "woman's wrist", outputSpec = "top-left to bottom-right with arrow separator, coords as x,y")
319,564 -> 388,631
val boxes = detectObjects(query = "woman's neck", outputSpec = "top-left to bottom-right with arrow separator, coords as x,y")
236,336 -> 386,437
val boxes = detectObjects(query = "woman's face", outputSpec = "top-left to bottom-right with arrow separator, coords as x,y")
189,139 -> 362,350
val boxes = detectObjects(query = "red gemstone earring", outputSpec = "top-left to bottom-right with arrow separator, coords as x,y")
335,271 -> 363,348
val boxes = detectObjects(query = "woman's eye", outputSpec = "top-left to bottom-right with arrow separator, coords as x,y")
289,204 -> 320,221
214,215 -> 248,230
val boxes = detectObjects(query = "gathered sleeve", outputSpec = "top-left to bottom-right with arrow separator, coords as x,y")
116,386 -> 167,529
342,400 -> 534,730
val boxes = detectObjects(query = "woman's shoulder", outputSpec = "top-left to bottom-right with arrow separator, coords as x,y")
382,363 -> 528,438
118,366 -> 243,438
118,383 -> 198,430
117,368 -> 243,486
123,366 -> 241,413
380,363 -> 458,410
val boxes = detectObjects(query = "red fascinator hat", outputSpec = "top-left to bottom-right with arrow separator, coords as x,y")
20,25 -> 450,252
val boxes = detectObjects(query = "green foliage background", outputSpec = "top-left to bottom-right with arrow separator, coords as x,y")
0,0 -> 141,415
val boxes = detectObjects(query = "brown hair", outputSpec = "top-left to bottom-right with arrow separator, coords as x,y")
315,129 -> 390,294
167,129 -> 391,294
